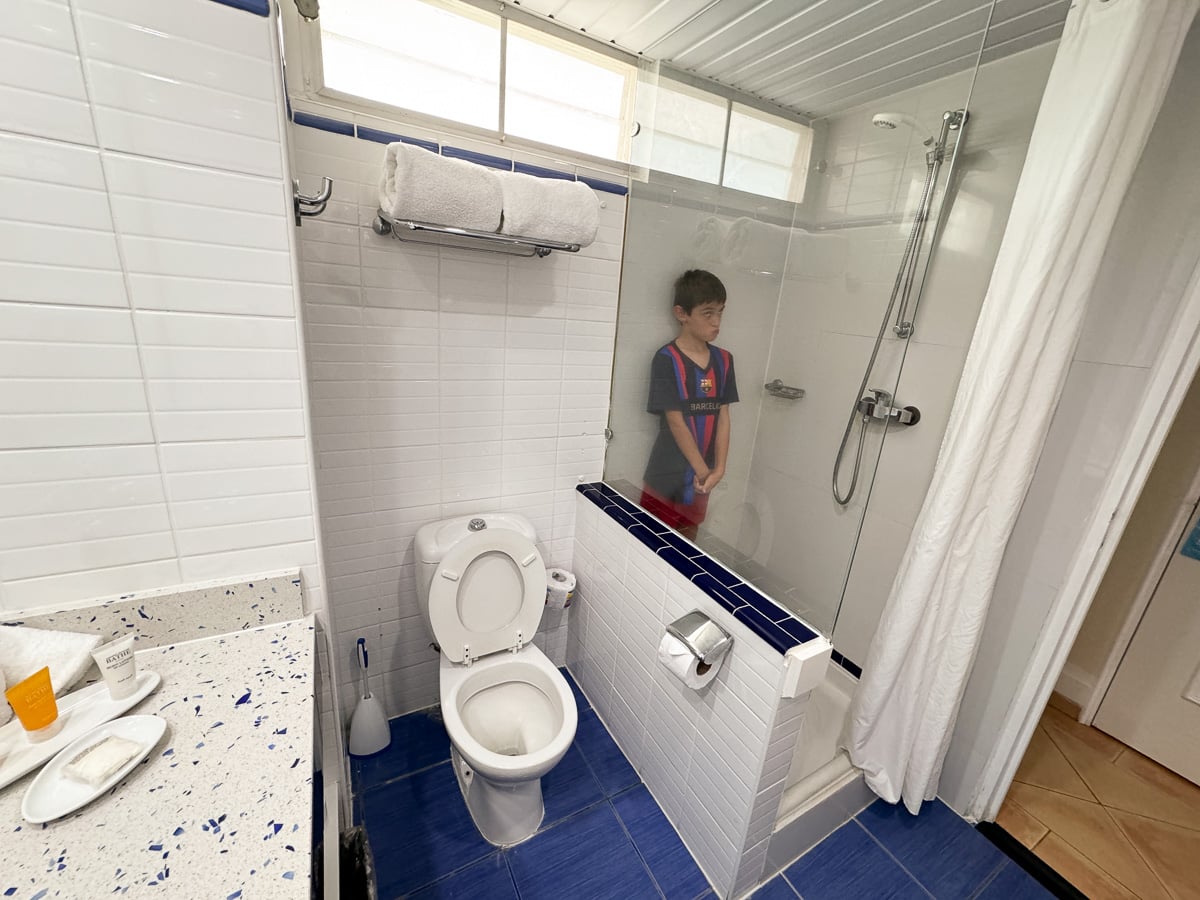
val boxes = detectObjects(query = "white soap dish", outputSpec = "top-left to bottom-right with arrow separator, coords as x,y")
22,715 -> 166,823
0,669 -> 160,792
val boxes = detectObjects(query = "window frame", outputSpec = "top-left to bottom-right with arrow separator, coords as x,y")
279,0 -> 814,198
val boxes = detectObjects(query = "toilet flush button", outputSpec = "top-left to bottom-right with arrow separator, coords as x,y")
441,569 -> 460,581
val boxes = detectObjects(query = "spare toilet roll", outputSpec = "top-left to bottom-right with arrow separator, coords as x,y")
546,568 -> 576,610
658,633 -> 721,690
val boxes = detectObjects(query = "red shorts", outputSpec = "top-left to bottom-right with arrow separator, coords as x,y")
640,485 -> 708,536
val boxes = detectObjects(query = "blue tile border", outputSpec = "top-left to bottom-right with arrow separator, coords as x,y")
292,111 -> 355,136
577,482 -> 821,655
288,112 -> 630,194
440,145 -> 514,171
209,0 -> 269,16
831,650 -> 862,679
514,161 -> 576,181
578,174 -> 629,196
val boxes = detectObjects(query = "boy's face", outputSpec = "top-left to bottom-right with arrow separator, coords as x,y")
675,301 -> 725,343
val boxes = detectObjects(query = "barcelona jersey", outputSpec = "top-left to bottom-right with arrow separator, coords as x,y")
644,341 -> 739,503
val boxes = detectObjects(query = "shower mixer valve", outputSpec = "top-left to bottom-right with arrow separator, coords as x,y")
857,388 -> 921,426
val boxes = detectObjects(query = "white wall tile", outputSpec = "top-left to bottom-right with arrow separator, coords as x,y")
0,0 -> 323,620
572,492 -> 813,899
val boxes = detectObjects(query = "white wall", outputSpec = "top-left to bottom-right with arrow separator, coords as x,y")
0,0 -> 327,616
287,112 -> 624,718
940,20 -> 1200,814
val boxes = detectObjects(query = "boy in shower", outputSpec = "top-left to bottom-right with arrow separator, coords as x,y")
641,269 -> 739,541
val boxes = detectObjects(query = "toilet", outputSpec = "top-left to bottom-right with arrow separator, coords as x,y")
415,513 -> 578,846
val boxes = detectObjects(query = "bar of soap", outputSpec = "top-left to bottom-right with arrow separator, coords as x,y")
62,734 -> 144,786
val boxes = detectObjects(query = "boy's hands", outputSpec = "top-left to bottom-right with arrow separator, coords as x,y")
695,467 -> 724,494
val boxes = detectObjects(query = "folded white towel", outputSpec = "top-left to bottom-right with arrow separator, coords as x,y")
692,216 -> 730,263
496,172 -> 599,247
721,216 -> 791,273
0,625 -> 102,698
378,143 -> 504,233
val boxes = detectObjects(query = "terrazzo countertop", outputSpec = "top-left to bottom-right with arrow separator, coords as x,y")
1,616 -> 316,899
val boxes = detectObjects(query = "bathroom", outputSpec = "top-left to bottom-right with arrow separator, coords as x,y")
2,0 -> 1199,897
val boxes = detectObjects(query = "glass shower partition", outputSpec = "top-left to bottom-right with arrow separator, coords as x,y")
605,60 -> 978,648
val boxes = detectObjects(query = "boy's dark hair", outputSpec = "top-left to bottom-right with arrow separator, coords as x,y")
673,269 -> 726,313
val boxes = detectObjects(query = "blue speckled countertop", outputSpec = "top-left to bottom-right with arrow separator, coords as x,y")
1,616 -> 315,899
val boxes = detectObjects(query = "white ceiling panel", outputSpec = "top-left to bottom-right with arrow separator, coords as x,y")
512,0 -> 1071,118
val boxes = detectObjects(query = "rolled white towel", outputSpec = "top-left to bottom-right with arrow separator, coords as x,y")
378,143 -> 504,233
496,172 -> 599,247
0,625 -> 102,698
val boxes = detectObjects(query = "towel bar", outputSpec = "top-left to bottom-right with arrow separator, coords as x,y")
372,210 -> 581,258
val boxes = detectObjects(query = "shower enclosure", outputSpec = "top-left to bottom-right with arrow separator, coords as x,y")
603,4 -> 1062,842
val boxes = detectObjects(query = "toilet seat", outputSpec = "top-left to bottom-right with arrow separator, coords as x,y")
428,528 -> 547,663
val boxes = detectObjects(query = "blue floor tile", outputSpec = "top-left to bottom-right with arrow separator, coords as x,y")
353,707 -> 450,790
575,707 -> 640,796
364,761 -> 492,897
750,873 -> 800,898
561,666 -> 591,711
784,820 -> 928,900
408,852 -> 519,900
973,862 -> 1054,899
540,742 -> 605,828
857,799 -> 1005,898
612,785 -> 710,900
507,803 -> 659,900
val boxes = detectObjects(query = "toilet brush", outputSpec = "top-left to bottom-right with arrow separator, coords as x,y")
348,637 -> 391,756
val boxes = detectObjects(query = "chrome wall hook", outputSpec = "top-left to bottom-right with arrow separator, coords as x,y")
293,177 -> 333,225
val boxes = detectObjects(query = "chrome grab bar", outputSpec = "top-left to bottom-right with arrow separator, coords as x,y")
764,379 -> 805,400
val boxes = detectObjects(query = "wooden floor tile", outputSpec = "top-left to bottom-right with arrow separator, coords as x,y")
1110,809 -> 1200,900
1007,782 -> 1171,900
1047,692 -> 1081,718
1041,706 -> 1125,763
1114,748 -> 1200,815
997,798 -> 1049,849
1048,728 -> 1200,833
1034,833 -> 1139,900
1014,726 -> 1094,801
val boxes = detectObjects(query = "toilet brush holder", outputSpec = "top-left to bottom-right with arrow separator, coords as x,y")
348,637 -> 391,757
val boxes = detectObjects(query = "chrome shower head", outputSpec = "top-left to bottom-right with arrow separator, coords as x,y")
872,112 -> 921,131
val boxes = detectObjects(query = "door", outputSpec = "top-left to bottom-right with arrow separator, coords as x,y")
1094,506 -> 1200,785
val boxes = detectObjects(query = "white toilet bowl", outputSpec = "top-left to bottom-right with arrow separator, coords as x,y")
439,645 -> 577,845
414,513 -> 579,846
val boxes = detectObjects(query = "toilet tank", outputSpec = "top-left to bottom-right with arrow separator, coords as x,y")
413,513 -> 540,642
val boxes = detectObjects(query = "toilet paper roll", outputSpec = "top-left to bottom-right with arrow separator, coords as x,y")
658,633 -> 721,690
545,568 -> 576,610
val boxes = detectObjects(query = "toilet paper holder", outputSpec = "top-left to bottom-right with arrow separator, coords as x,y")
666,611 -> 733,666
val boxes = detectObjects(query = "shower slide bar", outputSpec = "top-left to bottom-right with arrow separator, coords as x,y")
372,210 -> 582,258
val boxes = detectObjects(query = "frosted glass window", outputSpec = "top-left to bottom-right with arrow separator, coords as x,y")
505,23 -> 634,161
723,104 -> 813,202
640,79 -> 728,184
321,0 -> 500,131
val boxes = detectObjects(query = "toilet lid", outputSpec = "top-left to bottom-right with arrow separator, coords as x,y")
428,528 -> 547,663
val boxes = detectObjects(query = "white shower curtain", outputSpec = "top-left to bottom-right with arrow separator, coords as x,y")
846,0 -> 1199,814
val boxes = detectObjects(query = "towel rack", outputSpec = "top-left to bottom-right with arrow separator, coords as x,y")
372,210 -> 581,258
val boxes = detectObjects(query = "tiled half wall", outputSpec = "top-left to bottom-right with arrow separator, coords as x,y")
570,484 -> 831,899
